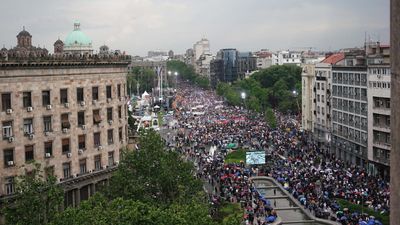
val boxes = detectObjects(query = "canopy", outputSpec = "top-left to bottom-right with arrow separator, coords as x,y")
227,143 -> 237,149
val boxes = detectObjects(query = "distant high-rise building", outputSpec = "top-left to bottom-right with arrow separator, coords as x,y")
168,50 -> 174,59
210,48 -> 239,85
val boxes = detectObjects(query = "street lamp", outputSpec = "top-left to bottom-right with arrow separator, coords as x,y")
174,72 -> 179,90
241,92 -> 246,99
168,71 -> 172,76
292,89 -> 300,115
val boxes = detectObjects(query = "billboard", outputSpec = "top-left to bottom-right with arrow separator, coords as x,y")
246,151 -> 266,165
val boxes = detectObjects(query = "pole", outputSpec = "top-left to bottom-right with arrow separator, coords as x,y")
391,1 -> 400,224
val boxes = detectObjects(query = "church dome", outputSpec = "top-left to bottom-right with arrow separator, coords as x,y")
17,27 -> 32,37
54,39 -> 63,45
64,21 -> 92,47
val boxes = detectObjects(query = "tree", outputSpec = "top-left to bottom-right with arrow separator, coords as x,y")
247,95 -> 261,112
265,108 -> 277,129
51,194 -> 216,225
2,163 -> 63,225
104,129 -> 203,206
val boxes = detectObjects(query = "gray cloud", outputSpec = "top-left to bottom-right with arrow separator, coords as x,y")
0,0 -> 389,55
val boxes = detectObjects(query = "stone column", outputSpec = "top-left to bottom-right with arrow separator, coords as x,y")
391,0 -> 400,224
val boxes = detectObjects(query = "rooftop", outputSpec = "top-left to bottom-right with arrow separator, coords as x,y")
321,53 -> 345,65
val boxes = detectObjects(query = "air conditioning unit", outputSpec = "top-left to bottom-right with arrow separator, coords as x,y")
81,125 -> 86,130
45,153 -> 51,158
80,101 -> 85,106
7,161 -> 14,166
78,149 -> 84,155
8,137 -> 14,143
64,102 -> 69,108
29,134 -> 34,140
6,108 -> 13,114
108,120 -> 113,125
44,131 -> 50,136
98,145 -> 103,150
67,153 -> 72,158
62,128 -> 68,133
92,100 -> 97,105
107,98 -> 112,103
27,106 -> 33,112
46,105 -> 52,110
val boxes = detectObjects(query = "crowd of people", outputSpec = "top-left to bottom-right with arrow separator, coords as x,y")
163,83 -> 389,225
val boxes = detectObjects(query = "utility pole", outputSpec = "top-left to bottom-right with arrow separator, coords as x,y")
391,1 -> 400,225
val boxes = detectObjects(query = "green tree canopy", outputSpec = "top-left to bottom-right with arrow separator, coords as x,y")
104,129 -> 203,206
2,163 -> 63,225
265,108 -> 277,129
51,194 -> 216,225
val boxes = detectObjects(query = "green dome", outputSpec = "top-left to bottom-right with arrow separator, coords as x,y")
64,21 -> 92,46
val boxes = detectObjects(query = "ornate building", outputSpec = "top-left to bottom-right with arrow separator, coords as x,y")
0,27 -> 131,216
1,27 -> 48,59
63,21 -> 93,56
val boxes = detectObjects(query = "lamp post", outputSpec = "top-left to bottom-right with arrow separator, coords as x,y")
292,90 -> 300,115
174,72 -> 179,90
241,92 -> 246,109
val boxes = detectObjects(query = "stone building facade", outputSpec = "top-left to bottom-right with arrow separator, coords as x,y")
0,28 -> 131,210
0,60 -> 129,198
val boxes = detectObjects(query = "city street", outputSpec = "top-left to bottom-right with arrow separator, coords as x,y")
157,82 -> 388,225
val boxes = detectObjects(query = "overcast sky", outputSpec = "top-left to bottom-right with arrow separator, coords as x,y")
0,0 -> 389,56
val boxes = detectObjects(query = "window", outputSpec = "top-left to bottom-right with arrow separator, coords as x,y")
317,83 -> 320,90
118,106 -> 122,119
78,111 -> 85,126
61,113 -> 70,129
108,129 -> 113,145
386,100 -> 390,109
117,84 -> 121,98
77,88 -> 84,102
43,116 -> 52,132
107,107 -> 113,121
45,141 -> 53,156
93,109 -> 102,125
60,89 -> 68,104
78,135 -> 86,149
62,138 -> 70,154
108,151 -> 114,166
25,145 -> 34,162
63,162 -> 71,179
2,121 -> 13,139
321,83 -> 325,90
119,127 -> 123,142
4,149 -> 14,167
106,85 -> 112,99
94,132 -> 101,147
42,91 -> 51,106
92,87 -> 99,101
23,118 -> 34,135
79,159 -> 87,174
5,177 -> 14,195
94,155 -> 102,170
1,93 -> 11,111
23,92 -> 32,107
